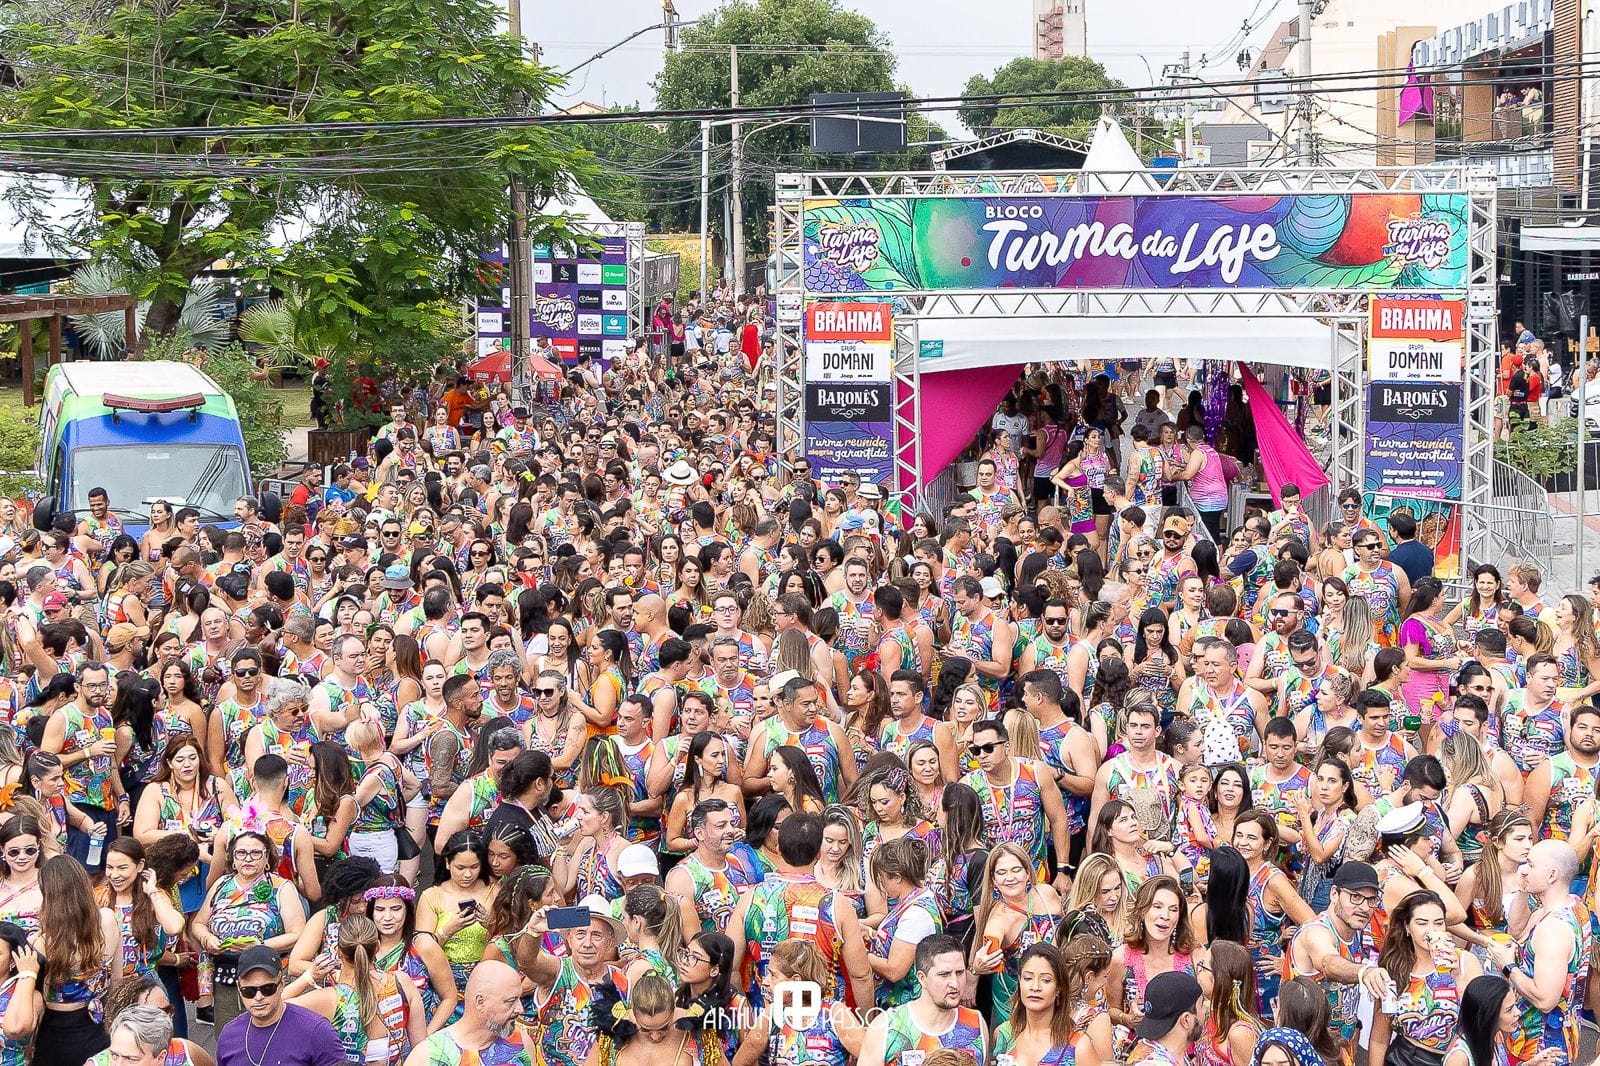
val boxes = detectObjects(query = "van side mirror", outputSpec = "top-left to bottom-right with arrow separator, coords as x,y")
31,497 -> 54,532
259,491 -> 282,524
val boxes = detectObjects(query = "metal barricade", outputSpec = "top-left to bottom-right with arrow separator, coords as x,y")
1482,458 -> 1559,577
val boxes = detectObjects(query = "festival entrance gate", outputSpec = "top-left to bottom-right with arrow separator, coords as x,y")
771,165 -> 1500,571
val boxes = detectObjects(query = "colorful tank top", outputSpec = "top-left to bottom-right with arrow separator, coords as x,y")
1509,903 -> 1592,1064
413,1028 -> 531,1066
1286,912 -> 1367,1042
377,938 -> 442,1021
766,1000 -> 850,1066
59,701 -> 115,808
990,905 -> 1063,1028
1391,968 -> 1460,1055
1544,753 -> 1598,841
878,716 -> 937,763
1038,720 -> 1089,836
880,1004 -> 988,1066
880,625 -> 924,677
1026,634 -> 1080,696
1351,733 -> 1409,796
575,843 -> 623,901
208,874 -> 285,948
870,886 -> 945,1008
314,677 -> 376,748
534,953 -> 598,1062
1343,563 -> 1402,646
354,761 -> 403,833
616,739 -> 660,845
331,971 -> 409,1066
758,717 -> 844,804
110,898 -> 168,978
952,609 -> 1002,707
1103,753 -> 1181,841
1199,1016 -> 1260,1066
741,875 -> 845,1007
826,592 -> 876,670
962,761 -> 1047,868
1505,695 -> 1568,773
1246,865 -> 1289,1017
681,853 -> 762,932
425,721 -> 474,824
995,1019 -> 1074,1066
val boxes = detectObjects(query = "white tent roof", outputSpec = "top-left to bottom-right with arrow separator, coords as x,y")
1074,116 -> 1162,194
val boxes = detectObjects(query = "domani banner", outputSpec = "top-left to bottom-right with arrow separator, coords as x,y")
1368,296 -> 1465,382
801,192 -> 1469,292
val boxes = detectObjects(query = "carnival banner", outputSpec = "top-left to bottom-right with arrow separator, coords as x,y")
1365,382 -> 1464,499
804,301 -> 894,484
1369,296 -> 1465,382
476,239 -> 630,365
801,192 -> 1469,293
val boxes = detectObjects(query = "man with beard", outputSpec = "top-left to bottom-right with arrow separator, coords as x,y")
426,674 -> 485,833
41,659 -> 119,870
1125,971 -> 1207,1066
665,798 -> 761,932
402,959 -> 532,1066
1526,702 -> 1600,841
1286,861 -> 1393,1052
525,897 -> 623,1066
858,936 -> 989,1066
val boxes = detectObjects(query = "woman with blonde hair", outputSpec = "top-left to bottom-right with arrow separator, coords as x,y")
971,842 -> 1064,1028
1441,731 -> 1503,867
1003,709 -> 1042,761
286,914 -> 424,1066
947,682 -> 989,777
1552,593 -> 1600,699
1067,853 -> 1129,942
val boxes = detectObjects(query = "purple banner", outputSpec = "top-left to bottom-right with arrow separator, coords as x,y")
477,239 -> 629,364
804,381 -> 893,484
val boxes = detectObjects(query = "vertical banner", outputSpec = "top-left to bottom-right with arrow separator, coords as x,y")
803,302 -> 894,485
1365,296 -> 1467,578
475,239 -> 631,365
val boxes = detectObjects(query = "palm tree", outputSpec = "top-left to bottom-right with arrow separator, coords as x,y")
65,262 -> 230,359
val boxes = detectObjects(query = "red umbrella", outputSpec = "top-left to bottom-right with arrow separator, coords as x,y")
466,350 -> 510,383
529,352 -> 564,381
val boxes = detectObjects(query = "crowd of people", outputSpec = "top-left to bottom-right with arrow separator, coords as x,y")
0,292 -> 1586,1066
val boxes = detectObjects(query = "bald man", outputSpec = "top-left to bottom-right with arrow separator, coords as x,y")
1487,839 -> 1591,1066
403,960 -> 531,1066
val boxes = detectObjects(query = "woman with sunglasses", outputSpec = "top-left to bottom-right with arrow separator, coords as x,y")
523,671 -> 586,789
193,833 -> 305,1028
0,819 -> 45,937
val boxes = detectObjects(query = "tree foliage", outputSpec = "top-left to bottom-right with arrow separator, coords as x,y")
649,0 -> 943,261
960,57 -> 1125,139
0,0 -> 594,349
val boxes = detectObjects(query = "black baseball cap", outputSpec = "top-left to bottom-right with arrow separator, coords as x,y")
1331,861 -> 1380,892
237,945 -> 282,980
1135,971 -> 1203,1041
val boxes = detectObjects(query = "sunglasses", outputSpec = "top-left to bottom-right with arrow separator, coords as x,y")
4,846 -> 37,859
238,983 -> 279,1000
533,688 -> 559,697
1355,542 -> 1380,550
1269,609 -> 1291,619
235,667 -> 261,677
969,741 -> 1004,756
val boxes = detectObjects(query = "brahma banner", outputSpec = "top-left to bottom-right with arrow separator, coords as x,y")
804,301 -> 893,485
1369,297 -> 1465,382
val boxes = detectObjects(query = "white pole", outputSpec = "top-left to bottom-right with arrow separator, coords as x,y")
730,45 -> 745,294
1580,313 -> 1589,591
1297,0 -> 1314,164
699,119 -> 710,302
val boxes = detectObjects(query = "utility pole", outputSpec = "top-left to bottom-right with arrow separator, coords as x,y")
506,0 -> 531,404
699,119 -> 710,301
1296,0 -> 1315,165
730,45 -> 746,296
1180,49 -> 1193,165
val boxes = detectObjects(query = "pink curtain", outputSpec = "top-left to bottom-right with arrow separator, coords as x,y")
1238,364 -> 1329,506
896,364 -> 1022,494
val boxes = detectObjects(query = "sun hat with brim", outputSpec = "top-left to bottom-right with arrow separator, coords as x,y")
664,460 -> 697,486
577,894 -> 625,936
381,564 -> 413,591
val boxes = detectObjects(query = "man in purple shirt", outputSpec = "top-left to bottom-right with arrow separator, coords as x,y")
217,946 -> 346,1066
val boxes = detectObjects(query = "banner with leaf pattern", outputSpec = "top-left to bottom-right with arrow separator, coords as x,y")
801,193 -> 1469,292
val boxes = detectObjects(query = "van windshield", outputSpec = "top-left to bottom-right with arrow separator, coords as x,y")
68,445 -> 250,522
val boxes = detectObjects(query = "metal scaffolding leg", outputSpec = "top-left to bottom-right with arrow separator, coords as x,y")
1329,314 -> 1366,495
892,313 -> 923,510
773,174 -> 805,475
1462,171 -> 1500,571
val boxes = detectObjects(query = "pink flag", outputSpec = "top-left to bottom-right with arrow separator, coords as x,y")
1238,364 -> 1329,506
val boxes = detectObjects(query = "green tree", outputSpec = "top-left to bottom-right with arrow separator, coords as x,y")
960,57 -> 1126,139
0,0 -> 593,348
651,0 -> 941,263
